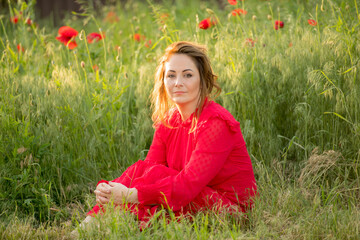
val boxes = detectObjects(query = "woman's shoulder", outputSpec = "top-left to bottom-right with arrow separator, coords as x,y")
198,101 -> 240,133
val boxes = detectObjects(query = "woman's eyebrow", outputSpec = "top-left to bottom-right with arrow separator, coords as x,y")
167,69 -> 193,73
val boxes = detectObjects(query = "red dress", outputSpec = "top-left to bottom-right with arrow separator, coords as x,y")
88,101 -> 257,221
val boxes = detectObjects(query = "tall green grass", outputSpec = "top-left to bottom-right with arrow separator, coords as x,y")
0,0 -> 359,238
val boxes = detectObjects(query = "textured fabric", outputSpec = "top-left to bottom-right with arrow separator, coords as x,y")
88,101 -> 257,221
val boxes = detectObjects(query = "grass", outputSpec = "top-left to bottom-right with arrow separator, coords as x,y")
0,0 -> 360,239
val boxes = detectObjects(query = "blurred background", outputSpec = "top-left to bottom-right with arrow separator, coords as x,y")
1,0 -> 229,25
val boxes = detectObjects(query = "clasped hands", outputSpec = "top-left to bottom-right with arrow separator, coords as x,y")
94,182 -> 139,205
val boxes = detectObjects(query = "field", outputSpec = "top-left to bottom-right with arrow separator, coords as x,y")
1,0 -> 360,239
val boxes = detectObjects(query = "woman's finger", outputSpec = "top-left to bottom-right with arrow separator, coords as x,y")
98,196 -> 109,204
99,184 -> 111,194
94,190 -> 111,199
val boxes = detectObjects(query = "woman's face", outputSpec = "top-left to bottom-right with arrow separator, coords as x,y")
164,54 -> 201,112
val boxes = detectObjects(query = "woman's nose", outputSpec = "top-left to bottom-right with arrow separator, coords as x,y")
175,76 -> 183,87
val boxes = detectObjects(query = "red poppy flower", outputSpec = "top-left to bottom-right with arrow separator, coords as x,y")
10,16 -> 19,24
134,33 -> 142,42
93,64 -> 99,71
56,26 -> 78,49
274,20 -> 284,30
145,39 -> 152,48
308,19 -> 317,26
17,44 -> 25,52
26,18 -> 33,25
104,11 -> 119,23
87,32 -> 105,43
231,8 -> 247,16
245,38 -> 255,47
199,18 -> 211,30
228,0 -> 237,5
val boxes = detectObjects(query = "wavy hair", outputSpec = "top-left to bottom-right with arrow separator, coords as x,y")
151,41 -> 221,132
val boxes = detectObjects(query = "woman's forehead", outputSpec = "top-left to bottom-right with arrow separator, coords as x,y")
165,54 -> 197,72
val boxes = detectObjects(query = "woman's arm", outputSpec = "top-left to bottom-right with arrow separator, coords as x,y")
144,126 -> 167,165
136,118 -> 235,211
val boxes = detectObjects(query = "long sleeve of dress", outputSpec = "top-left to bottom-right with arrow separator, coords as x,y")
136,118 -> 235,211
144,126 -> 167,166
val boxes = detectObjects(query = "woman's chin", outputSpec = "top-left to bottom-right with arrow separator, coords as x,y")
171,97 -> 187,105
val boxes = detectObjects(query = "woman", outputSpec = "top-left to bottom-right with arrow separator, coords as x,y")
81,41 -> 256,227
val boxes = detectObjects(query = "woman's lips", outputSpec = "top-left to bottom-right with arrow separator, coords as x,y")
174,91 -> 186,94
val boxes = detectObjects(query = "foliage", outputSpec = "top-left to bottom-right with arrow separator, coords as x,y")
0,0 -> 359,238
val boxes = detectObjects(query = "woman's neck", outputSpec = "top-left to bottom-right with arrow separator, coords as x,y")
176,103 -> 197,121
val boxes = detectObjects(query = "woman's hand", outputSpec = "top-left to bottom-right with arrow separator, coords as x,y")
107,182 -> 139,205
94,182 -> 111,205
94,182 -> 139,205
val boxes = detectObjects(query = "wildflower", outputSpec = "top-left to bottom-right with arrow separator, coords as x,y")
274,20 -> 284,30
145,39 -> 152,48
87,32 -> 105,43
252,15 -> 257,21
228,0 -> 237,5
288,42 -> 293,47
134,33 -> 141,42
160,13 -> 169,24
26,18 -> 33,25
308,19 -> 317,26
56,26 -> 78,49
17,44 -> 25,52
93,64 -> 99,71
267,14 -> 272,20
80,61 -> 85,68
104,11 -> 119,23
10,16 -> 19,24
231,9 -> 247,16
245,38 -> 255,47
199,18 -> 211,29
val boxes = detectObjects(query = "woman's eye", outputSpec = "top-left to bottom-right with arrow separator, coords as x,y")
185,74 -> 192,78
167,75 -> 175,78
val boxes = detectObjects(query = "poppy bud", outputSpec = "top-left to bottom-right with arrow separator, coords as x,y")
81,61 -> 85,68
79,30 -> 84,40
267,15 -> 272,20
252,15 -> 257,21
206,8 -> 215,15
135,26 -> 140,31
